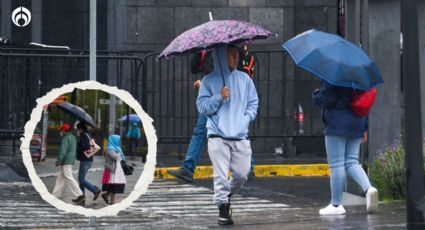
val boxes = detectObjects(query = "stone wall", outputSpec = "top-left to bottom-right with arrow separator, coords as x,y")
123,0 -> 337,51
367,0 -> 401,164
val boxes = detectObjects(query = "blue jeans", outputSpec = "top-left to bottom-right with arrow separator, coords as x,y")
325,135 -> 372,206
182,114 -> 208,174
78,160 -> 100,195
250,157 -> 255,172
181,114 -> 255,174
129,138 -> 138,159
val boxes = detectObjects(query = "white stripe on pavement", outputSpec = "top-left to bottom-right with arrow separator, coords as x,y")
1,180 -> 296,228
127,180 -> 295,217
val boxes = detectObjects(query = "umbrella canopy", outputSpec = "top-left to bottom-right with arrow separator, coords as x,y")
158,20 -> 275,59
282,29 -> 383,91
118,114 -> 141,123
57,102 -> 95,127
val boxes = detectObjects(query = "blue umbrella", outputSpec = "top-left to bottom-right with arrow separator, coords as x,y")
118,114 -> 141,123
282,29 -> 383,91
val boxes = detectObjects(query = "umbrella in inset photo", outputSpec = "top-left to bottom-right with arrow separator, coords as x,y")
282,29 -> 383,91
118,114 -> 141,124
57,102 -> 95,127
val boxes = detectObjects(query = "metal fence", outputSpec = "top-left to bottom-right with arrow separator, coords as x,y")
0,48 -> 144,130
0,48 -> 146,158
139,51 -> 325,155
0,47 -> 325,157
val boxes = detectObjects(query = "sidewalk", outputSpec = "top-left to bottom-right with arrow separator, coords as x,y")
155,152 -> 329,179
36,152 -> 330,183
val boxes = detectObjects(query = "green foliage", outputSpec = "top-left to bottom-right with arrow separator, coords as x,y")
372,139 -> 425,201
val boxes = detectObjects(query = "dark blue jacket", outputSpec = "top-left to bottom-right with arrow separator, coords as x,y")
312,81 -> 367,138
77,131 -> 93,161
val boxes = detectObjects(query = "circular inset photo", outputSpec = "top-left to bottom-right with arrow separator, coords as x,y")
20,81 -> 157,216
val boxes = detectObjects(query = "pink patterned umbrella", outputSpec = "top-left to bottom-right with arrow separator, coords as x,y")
158,20 -> 275,59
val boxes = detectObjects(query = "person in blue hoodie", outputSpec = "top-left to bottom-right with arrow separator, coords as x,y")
197,44 -> 259,225
313,80 -> 378,216
168,48 -> 256,183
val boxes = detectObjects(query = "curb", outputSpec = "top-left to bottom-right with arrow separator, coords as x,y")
155,164 -> 330,179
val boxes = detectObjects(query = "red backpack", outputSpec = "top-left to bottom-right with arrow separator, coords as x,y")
350,88 -> 377,117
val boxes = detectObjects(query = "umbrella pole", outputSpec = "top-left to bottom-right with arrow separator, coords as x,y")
216,52 -> 226,87
208,11 -> 225,87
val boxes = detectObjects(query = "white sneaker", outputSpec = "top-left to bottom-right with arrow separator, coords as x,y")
366,187 -> 379,213
319,204 -> 346,215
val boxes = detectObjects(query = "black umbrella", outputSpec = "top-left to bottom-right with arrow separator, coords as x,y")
57,102 -> 95,127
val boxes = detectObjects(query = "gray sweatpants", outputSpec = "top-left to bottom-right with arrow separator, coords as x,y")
208,138 -> 252,205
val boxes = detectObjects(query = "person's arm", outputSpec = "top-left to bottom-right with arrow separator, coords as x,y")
136,128 -> 141,139
196,78 -> 224,115
362,117 -> 369,143
193,80 -> 201,89
106,150 -> 120,160
84,150 -> 93,158
82,133 -> 93,158
312,81 -> 338,109
81,133 -> 91,151
57,136 -> 68,165
245,79 -> 259,121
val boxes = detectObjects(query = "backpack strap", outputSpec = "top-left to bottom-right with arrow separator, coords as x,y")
84,132 -> 92,141
243,55 -> 255,78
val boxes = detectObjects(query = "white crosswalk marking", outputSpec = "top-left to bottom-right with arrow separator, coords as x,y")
128,180 -> 296,218
1,180 -> 296,228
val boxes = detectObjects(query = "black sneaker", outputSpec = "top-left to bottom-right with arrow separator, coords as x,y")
93,190 -> 101,201
101,193 -> 110,205
79,200 -> 86,207
72,195 -> 85,204
247,171 -> 255,181
218,203 -> 234,225
168,168 -> 194,183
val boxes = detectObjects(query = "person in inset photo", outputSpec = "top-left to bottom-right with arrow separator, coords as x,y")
101,134 -> 126,205
76,122 -> 101,204
51,123 -> 85,205
126,122 -> 141,161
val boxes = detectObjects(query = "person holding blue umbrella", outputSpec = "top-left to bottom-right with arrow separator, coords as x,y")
126,122 -> 141,161
282,29 -> 381,215
313,81 -> 378,215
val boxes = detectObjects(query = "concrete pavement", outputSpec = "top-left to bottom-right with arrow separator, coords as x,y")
0,166 -> 409,229
33,156 -> 144,208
